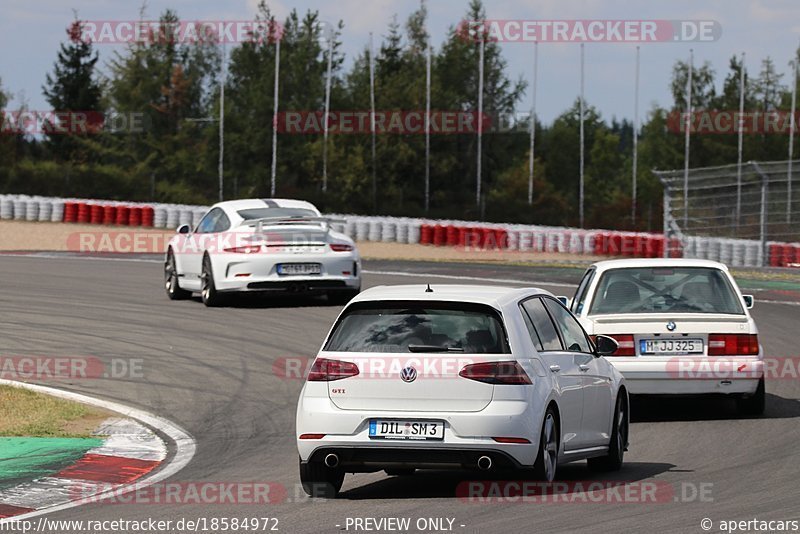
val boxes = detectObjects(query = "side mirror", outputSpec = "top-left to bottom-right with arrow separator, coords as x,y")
742,295 -> 754,309
556,296 -> 571,307
594,335 -> 619,357
177,224 -> 191,234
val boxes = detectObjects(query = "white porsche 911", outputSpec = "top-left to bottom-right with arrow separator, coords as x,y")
566,259 -> 764,415
164,199 -> 361,306
295,284 -> 629,498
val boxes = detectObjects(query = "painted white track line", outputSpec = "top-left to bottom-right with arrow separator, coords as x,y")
0,380 -> 196,523
3,252 -> 800,306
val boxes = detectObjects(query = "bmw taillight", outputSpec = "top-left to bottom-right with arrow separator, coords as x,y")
329,243 -> 353,252
707,334 -> 759,356
459,361 -> 531,385
224,245 -> 262,254
306,358 -> 360,381
602,334 -> 635,356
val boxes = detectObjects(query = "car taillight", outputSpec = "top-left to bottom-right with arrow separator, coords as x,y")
602,334 -> 635,356
224,245 -> 262,254
330,243 -> 353,252
306,358 -> 360,381
708,334 -> 759,356
459,361 -> 531,385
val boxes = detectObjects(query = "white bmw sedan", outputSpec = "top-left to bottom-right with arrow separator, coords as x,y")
164,199 -> 361,306
567,259 -> 764,415
295,284 -> 629,498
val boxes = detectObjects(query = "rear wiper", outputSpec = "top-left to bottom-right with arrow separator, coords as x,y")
407,344 -> 465,353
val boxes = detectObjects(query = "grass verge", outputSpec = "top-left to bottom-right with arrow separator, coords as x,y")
0,385 -> 111,437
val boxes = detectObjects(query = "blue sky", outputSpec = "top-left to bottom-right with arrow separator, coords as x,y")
1,0 -> 799,124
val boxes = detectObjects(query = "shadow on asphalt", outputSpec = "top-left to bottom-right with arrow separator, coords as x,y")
189,293 -> 343,309
339,462 -> 674,500
630,393 -> 800,422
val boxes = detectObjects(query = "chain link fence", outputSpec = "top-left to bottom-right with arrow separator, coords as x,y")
653,160 -> 800,266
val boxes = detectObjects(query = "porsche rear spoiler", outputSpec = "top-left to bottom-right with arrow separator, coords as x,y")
241,216 -> 345,234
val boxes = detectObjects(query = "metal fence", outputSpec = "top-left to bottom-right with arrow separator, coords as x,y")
653,160 -> 800,265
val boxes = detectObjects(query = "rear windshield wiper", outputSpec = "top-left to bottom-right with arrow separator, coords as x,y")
407,344 -> 465,353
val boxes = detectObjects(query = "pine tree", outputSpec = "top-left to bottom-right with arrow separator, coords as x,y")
42,19 -> 102,162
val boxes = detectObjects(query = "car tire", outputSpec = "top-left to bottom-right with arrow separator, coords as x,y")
328,289 -> 359,305
737,377 -> 765,416
532,406 -> 559,482
299,458 -> 344,498
384,468 -> 415,477
201,255 -> 225,307
587,392 -> 628,472
165,250 -> 191,300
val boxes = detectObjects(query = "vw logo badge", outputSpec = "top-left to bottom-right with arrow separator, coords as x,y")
400,366 -> 418,383
666,321 -> 677,331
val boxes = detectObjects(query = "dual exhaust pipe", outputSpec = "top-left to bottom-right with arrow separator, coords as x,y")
323,452 -> 493,470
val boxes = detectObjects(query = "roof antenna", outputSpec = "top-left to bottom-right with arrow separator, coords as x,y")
425,283 -> 433,293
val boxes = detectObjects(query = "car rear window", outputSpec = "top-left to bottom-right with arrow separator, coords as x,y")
237,208 -> 317,220
324,301 -> 510,354
588,267 -> 744,315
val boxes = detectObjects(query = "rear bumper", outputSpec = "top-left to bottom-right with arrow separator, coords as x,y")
210,252 -> 360,293
304,446 -> 523,471
296,395 -> 540,467
609,357 -> 763,395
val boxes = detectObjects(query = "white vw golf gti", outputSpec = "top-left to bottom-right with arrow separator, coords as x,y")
164,199 -> 361,306
567,259 -> 764,415
296,284 -> 629,497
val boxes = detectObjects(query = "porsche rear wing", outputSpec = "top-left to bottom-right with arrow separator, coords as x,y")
240,216 -> 345,235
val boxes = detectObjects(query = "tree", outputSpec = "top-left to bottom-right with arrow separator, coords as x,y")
42,19 -> 103,162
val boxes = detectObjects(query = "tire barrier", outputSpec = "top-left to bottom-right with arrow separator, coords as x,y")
25,199 -> 39,221
380,220 -> 396,242
13,198 -> 27,221
3,193 -> 800,268
0,196 -> 13,219
178,209 -> 193,227
90,203 -> 104,224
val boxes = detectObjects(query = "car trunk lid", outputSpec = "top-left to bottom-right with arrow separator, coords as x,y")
322,351 -> 497,412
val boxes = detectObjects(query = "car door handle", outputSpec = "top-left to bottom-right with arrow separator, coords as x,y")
549,365 -> 561,373
579,364 -> 591,372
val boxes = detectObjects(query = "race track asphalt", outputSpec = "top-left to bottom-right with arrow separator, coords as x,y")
1,254 -> 799,533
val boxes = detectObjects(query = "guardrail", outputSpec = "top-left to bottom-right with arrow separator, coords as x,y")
1,194 -> 798,268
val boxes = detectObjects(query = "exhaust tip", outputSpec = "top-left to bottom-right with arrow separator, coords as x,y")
477,455 -> 492,470
324,453 -> 339,468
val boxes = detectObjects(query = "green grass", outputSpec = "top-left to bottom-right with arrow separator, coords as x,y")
0,385 -> 109,437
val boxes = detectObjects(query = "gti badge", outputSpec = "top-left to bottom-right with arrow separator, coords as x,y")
666,321 -> 677,331
400,366 -> 418,383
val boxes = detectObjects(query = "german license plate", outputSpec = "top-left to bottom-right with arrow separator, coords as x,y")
640,338 -> 703,355
368,420 -> 444,441
277,263 -> 321,275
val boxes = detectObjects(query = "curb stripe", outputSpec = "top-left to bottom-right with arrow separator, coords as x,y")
55,454 -> 160,485
0,381 -> 195,524
0,504 -> 34,519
